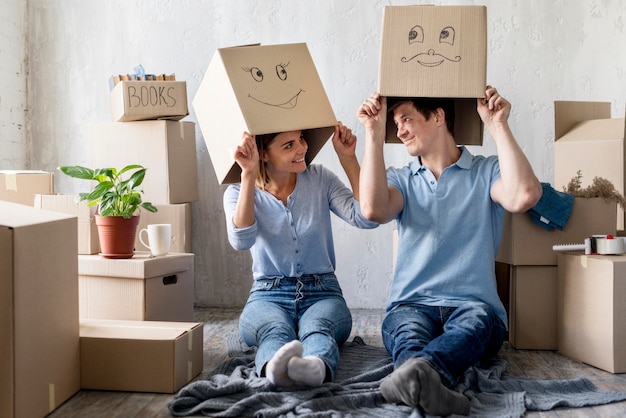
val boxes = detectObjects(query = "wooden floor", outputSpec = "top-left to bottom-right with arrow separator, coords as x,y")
49,307 -> 626,418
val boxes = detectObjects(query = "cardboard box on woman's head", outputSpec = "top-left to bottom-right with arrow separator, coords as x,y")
378,5 -> 487,146
193,43 -> 337,185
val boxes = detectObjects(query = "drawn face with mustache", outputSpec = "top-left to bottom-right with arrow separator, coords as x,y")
242,61 -> 304,109
401,24 -> 461,67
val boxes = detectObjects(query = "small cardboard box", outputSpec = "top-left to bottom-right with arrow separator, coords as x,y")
0,201 -> 80,418
110,80 -> 189,122
78,252 -> 195,322
378,5 -> 487,145
557,252 -> 626,373
88,120 -> 199,204
34,194 -> 100,254
0,170 -> 54,206
502,264 -> 558,350
553,101 -> 626,230
135,203 -> 192,253
193,43 -> 337,184
497,197 -> 617,266
80,319 -> 203,393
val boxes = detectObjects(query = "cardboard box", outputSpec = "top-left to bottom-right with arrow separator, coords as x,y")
557,252 -> 626,373
135,203 -> 192,253
80,319 -> 203,393
78,252 -> 195,321
554,101 -> 626,229
497,197 -> 617,266
0,170 -> 54,206
505,264 -> 558,350
110,80 -> 189,122
193,43 -> 337,184
378,5 -> 487,145
0,201 -> 79,418
34,194 -> 100,254
88,120 -> 199,204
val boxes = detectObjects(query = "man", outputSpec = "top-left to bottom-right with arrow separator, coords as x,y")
357,88 -> 542,416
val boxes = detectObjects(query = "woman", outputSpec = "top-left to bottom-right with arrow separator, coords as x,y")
223,123 -> 378,387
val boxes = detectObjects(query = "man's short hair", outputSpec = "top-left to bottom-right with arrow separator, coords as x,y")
388,98 -> 455,137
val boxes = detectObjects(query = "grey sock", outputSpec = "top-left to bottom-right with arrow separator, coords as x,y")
380,357 -> 470,416
414,358 -> 470,416
380,357 -> 422,407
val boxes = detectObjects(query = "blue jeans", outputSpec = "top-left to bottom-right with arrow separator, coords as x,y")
239,274 -> 352,381
382,301 -> 506,386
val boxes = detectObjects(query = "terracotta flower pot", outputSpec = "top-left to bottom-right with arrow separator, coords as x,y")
95,215 -> 140,259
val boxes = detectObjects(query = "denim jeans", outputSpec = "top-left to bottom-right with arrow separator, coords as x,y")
382,301 -> 506,386
239,273 -> 352,381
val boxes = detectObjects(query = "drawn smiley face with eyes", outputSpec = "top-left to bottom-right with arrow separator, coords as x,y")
241,61 -> 304,109
401,24 -> 461,67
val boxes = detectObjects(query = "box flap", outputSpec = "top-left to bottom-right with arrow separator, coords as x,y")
378,5 -> 487,98
193,43 -> 337,184
80,319 -> 199,340
557,118 -> 625,143
554,101 -> 612,141
0,200 -> 75,228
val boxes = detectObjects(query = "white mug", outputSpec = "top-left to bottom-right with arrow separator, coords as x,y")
139,223 -> 172,256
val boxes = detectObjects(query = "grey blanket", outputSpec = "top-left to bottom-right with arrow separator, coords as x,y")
168,336 -> 626,417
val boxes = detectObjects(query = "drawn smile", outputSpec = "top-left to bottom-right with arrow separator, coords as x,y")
248,89 -> 304,109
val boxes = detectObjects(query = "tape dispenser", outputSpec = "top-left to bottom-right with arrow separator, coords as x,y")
553,234 -> 625,255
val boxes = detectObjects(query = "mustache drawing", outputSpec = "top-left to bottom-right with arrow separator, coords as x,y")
401,50 -> 461,67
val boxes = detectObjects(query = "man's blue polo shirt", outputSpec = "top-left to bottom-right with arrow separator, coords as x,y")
387,146 -> 507,328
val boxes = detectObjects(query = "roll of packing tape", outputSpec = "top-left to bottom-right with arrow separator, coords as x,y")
596,236 -> 624,255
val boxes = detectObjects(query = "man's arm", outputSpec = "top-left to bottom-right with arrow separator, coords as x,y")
480,87 -> 542,213
357,93 -> 404,223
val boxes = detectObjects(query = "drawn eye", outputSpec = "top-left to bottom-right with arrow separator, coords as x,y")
276,62 -> 289,81
242,66 -> 264,82
439,26 -> 455,45
408,25 -> 424,44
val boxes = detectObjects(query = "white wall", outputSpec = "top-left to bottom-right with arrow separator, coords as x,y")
0,0 -> 27,168
12,0 -> 626,308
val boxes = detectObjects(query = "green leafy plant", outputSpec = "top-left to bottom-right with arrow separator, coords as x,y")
59,164 -> 158,218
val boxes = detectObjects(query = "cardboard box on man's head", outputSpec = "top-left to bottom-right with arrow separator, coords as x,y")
193,43 -> 337,184
378,5 -> 487,146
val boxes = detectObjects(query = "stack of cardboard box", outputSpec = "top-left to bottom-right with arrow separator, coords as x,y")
496,198 -> 617,350
553,104 -> 626,373
70,75 -> 203,393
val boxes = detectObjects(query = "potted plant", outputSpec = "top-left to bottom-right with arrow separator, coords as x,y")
59,164 -> 157,259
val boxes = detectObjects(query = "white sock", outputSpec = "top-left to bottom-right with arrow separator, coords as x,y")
287,355 -> 326,387
265,340 -> 303,387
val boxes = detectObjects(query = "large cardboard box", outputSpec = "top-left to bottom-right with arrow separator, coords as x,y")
554,101 -> 626,230
557,252 -> 626,373
88,120 -> 199,204
79,252 -> 195,322
0,170 -> 54,206
193,43 -> 337,184
110,80 -> 189,122
378,5 -> 487,145
135,203 -> 192,253
80,319 -> 203,393
0,201 -> 80,418
34,194 -> 100,254
497,197 -> 617,266
505,265 -> 558,350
